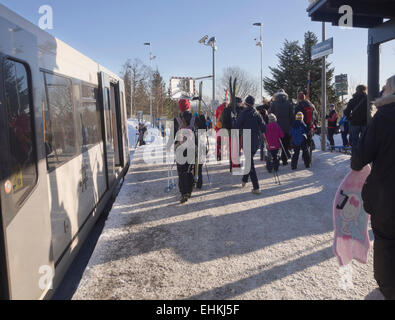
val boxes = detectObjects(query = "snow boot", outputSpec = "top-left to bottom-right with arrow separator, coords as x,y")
179,195 -> 189,204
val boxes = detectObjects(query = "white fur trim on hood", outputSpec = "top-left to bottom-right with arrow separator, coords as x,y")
373,94 -> 395,108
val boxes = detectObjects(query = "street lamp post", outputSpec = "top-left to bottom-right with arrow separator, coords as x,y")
144,42 -> 156,126
253,22 -> 263,103
199,35 -> 217,114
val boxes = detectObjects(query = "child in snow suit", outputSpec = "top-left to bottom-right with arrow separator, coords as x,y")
290,112 -> 311,170
264,113 -> 284,173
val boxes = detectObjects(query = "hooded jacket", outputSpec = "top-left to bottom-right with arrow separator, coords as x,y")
270,92 -> 294,134
265,122 -> 284,150
290,120 -> 309,147
344,92 -> 368,126
236,106 -> 266,155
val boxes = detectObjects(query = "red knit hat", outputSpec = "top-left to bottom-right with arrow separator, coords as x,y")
178,99 -> 190,112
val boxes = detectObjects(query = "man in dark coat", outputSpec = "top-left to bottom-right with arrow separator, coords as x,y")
351,75 -> 395,300
344,85 -> 368,155
236,95 -> 266,194
270,90 -> 294,165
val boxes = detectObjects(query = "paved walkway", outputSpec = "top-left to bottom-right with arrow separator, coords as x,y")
73,145 -> 383,300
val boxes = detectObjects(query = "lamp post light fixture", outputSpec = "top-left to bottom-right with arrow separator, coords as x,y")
198,35 -> 217,113
144,42 -> 156,126
253,22 -> 263,103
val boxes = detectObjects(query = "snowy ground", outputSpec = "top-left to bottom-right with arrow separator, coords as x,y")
72,124 -> 384,300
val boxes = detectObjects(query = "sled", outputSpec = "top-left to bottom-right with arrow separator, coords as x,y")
333,165 -> 371,266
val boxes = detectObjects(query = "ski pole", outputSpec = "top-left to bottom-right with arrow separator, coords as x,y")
279,138 -> 290,160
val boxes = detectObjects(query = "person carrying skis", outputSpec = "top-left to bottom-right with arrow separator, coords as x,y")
290,112 -> 311,170
256,103 -> 269,161
264,113 -> 284,173
236,95 -> 266,195
174,99 -> 195,204
220,97 -> 244,170
351,75 -> 395,300
326,103 -> 338,147
269,89 -> 294,166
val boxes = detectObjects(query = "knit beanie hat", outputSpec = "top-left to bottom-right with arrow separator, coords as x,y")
268,113 -> 277,122
178,99 -> 190,112
245,95 -> 255,107
296,112 -> 304,120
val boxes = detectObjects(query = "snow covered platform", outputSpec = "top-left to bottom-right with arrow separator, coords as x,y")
73,136 -> 383,300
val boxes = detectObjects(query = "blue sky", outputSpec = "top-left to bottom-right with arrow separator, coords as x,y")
2,0 -> 394,100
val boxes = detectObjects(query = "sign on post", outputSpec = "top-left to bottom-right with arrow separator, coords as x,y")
335,74 -> 348,97
312,38 -> 334,60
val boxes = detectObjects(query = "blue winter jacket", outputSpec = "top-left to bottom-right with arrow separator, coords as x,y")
236,106 -> 266,154
290,120 -> 309,147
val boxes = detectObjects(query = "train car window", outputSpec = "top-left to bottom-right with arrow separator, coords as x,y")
3,59 -> 37,206
43,72 -> 76,171
78,84 -> 102,150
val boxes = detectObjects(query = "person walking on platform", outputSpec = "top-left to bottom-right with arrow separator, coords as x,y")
236,96 -> 266,195
290,112 -> 311,170
214,102 -> 227,161
351,75 -> 395,300
344,85 -> 368,154
339,114 -> 350,147
270,89 -> 294,166
256,103 -> 269,161
220,97 -> 244,170
264,113 -> 284,173
326,104 -> 338,147
174,99 -> 195,204
295,92 -> 318,152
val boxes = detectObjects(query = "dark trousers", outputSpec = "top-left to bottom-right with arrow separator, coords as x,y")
350,125 -> 367,155
266,149 -> 280,172
327,127 -> 336,146
193,164 -> 203,188
242,151 -> 259,190
280,134 -> 291,164
341,131 -> 349,147
177,163 -> 194,196
291,140 -> 310,168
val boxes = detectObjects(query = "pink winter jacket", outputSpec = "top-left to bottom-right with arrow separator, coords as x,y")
265,122 -> 285,150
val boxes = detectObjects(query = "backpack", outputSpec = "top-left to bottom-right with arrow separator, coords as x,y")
302,101 -> 313,126
176,113 -> 196,146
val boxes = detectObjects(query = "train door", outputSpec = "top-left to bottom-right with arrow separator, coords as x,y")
99,72 -> 115,187
0,49 -> 53,298
111,82 -> 124,168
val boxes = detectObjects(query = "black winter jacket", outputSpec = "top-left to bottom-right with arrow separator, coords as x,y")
236,106 -> 266,155
351,96 -> 395,236
344,92 -> 368,126
270,93 -> 294,134
351,95 -> 395,291
220,105 -> 243,130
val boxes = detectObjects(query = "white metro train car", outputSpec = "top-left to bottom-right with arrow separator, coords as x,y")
0,4 -> 130,299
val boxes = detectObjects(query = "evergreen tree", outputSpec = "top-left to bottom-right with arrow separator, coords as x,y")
300,31 -> 338,121
263,31 -> 338,121
151,69 -> 167,118
263,40 -> 303,100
